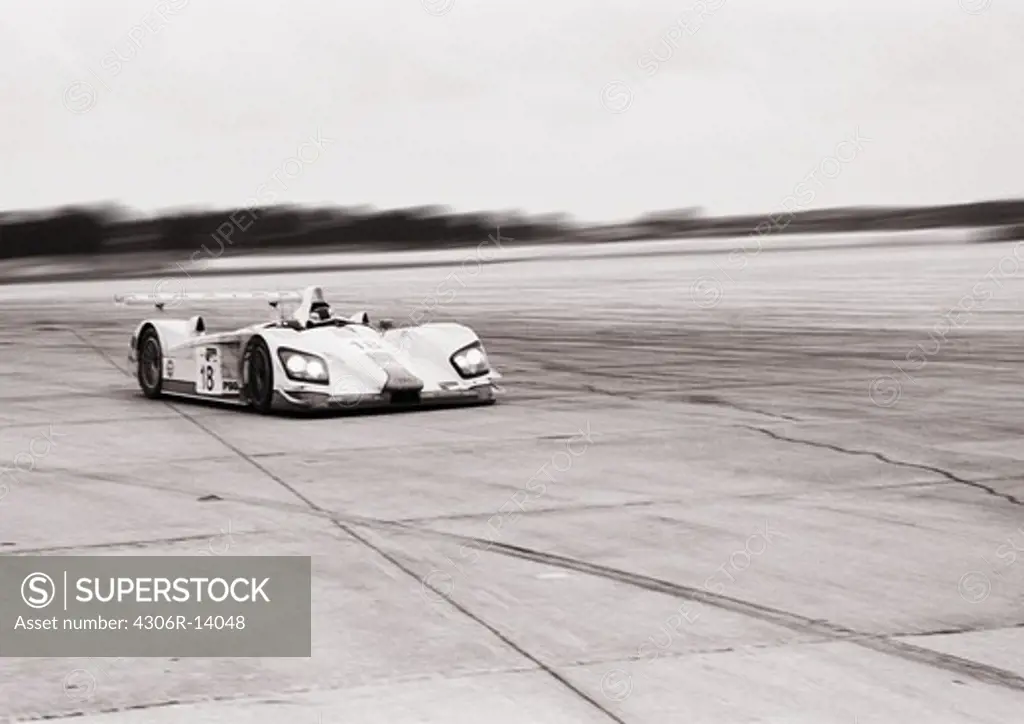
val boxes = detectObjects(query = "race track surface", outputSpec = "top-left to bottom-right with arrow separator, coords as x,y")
1,238 -> 1023,723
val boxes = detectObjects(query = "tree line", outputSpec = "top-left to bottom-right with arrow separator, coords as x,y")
1,200 -> 1022,259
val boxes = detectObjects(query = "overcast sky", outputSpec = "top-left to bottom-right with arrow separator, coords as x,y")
2,0 -> 1020,221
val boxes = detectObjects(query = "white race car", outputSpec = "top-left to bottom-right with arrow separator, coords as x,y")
115,285 -> 501,414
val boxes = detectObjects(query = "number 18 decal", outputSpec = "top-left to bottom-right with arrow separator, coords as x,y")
195,347 -> 223,395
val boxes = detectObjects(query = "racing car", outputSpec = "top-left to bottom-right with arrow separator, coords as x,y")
114,285 -> 501,413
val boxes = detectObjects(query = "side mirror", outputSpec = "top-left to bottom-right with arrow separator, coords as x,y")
379,319 -> 395,331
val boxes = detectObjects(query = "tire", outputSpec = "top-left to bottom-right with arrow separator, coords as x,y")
136,327 -> 164,399
243,337 -> 275,414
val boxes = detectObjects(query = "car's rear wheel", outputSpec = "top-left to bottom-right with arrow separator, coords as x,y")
137,328 -> 163,399
243,337 -> 274,414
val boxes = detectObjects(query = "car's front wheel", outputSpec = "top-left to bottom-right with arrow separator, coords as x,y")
137,328 -> 164,399
243,337 -> 274,414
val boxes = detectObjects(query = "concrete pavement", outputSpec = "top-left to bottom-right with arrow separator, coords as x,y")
1,237 -> 1022,722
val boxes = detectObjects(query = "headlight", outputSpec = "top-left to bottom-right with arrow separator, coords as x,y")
450,342 -> 490,378
278,348 -> 330,384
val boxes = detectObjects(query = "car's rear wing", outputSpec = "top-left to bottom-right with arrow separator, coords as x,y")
113,290 -> 303,310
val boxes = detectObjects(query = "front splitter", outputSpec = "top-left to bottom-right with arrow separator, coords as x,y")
272,384 -> 498,412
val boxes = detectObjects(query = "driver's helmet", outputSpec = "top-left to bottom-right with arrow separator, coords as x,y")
309,302 -> 332,322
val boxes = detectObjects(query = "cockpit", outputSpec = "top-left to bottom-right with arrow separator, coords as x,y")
285,286 -> 372,330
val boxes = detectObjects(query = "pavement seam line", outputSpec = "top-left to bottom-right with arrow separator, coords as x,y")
69,306 -> 629,724
158,403 -> 629,724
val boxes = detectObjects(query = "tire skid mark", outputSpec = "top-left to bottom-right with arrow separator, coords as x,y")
381,524 -> 1024,694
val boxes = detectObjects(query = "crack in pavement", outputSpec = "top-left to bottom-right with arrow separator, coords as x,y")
579,384 -> 805,423
682,393 -> 802,422
741,425 -> 1024,508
